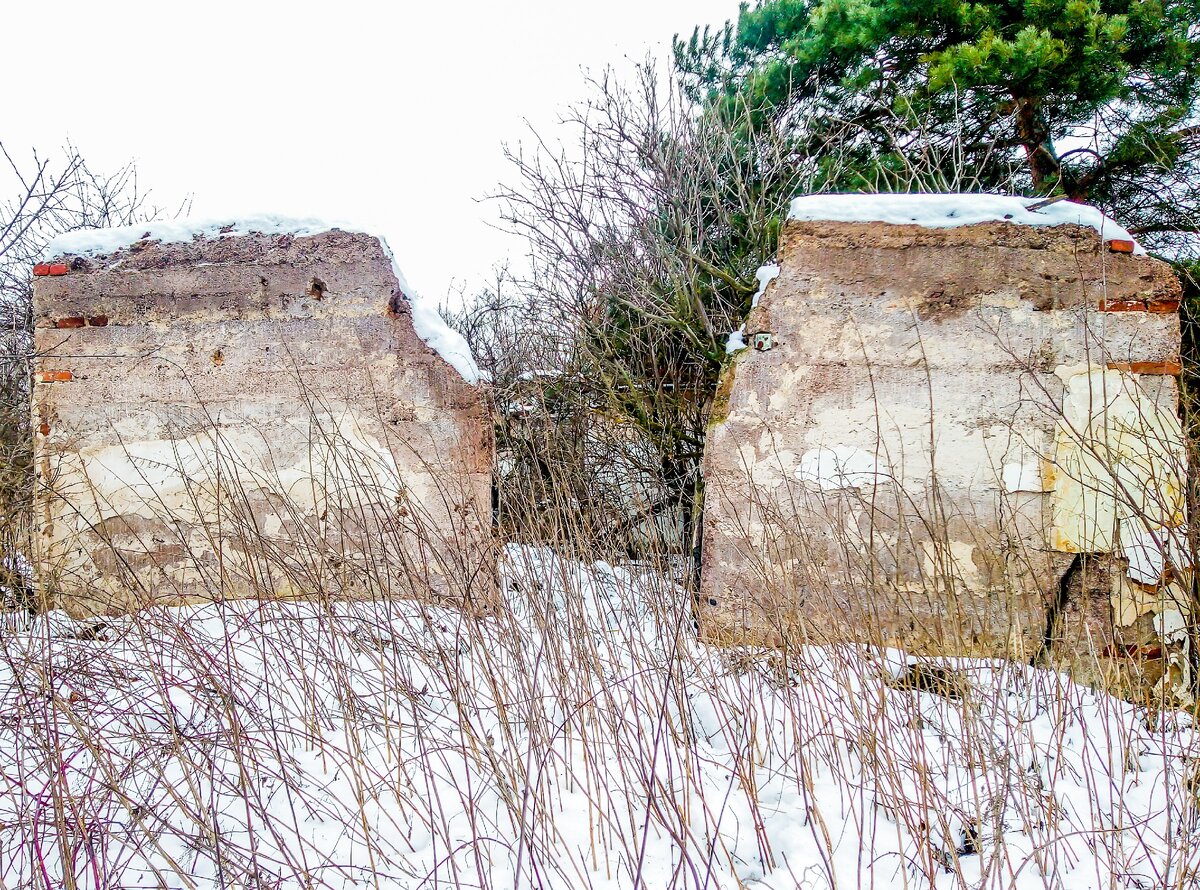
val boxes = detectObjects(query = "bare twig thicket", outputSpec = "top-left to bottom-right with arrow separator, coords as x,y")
2,61 -> 1199,888
463,64 -> 1066,577
3,378 -> 1200,887
467,62 -> 816,568
0,142 -> 172,607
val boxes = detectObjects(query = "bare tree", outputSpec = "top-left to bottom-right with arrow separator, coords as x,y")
0,142 -> 170,602
474,62 -> 811,565
0,143 -> 166,310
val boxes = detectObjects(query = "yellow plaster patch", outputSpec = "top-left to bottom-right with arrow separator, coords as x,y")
1049,366 -> 1185,560
920,539 -> 985,594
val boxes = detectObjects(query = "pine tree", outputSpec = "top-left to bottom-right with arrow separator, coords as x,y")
675,0 -> 1200,255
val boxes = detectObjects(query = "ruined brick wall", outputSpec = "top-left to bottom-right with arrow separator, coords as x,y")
32,228 -> 493,616
701,218 -> 1188,699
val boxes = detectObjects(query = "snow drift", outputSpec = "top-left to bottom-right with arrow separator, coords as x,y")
0,546 -> 1195,888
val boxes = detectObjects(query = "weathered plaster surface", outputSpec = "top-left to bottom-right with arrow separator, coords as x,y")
33,230 -> 493,615
701,219 -> 1187,699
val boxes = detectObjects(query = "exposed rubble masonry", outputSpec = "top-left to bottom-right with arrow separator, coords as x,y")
701,197 -> 1188,703
32,225 -> 493,616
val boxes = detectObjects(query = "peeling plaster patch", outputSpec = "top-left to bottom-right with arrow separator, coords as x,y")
740,388 -> 764,418
738,438 -> 797,490
809,402 -> 933,465
1003,458 -> 1046,493
65,410 -> 404,527
920,540 -> 985,593
1010,306 -> 1033,325
980,292 -> 1020,309
797,447 -> 890,491
1046,446 -> 1119,552
1112,573 -> 1192,636
1049,365 -> 1185,557
1112,574 -> 1156,627
1122,525 -> 1167,585
1155,608 -> 1188,642
1119,521 -> 1191,586
767,387 -> 796,415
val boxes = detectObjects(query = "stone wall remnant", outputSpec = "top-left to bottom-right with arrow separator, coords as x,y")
700,195 -> 1188,701
32,220 -> 493,616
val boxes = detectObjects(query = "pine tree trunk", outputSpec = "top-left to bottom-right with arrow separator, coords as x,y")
1014,96 -> 1060,192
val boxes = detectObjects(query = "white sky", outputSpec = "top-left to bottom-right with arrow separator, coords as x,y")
3,0 -> 739,304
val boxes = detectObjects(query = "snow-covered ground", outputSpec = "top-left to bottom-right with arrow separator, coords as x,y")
1,546 -> 1196,888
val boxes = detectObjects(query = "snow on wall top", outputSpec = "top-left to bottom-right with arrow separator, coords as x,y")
42,215 -> 482,384
788,193 -> 1145,254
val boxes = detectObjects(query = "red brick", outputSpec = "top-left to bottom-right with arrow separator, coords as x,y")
55,317 -> 86,329
1108,239 -> 1137,254
1104,642 -> 1164,660
1107,360 -> 1182,376
1099,299 -> 1146,312
1146,299 -> 1180,313
36,370 -> 73,383
87,315 -> 108,327
32,263 -> 52,277
47,263 -> 68,276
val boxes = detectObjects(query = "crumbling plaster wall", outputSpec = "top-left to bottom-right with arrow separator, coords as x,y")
701,217 -> 1188,698
33,228 -> 493,616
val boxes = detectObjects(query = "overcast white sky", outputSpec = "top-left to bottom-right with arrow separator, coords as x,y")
3,1 -> 739,303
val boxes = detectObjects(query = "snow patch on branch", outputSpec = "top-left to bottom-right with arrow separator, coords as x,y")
725,263 -> 781,354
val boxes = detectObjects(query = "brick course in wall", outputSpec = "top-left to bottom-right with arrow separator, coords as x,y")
701,218 -> 1189,701
33,229 -> 494,616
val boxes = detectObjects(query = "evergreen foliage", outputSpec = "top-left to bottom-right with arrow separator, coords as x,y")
490,69 -> 807,559
487,3 -> 1200,562
676,0 -> 1200,255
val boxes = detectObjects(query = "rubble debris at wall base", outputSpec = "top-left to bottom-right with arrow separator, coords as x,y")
32,222 -> 494,616
701,200 -> 1189,704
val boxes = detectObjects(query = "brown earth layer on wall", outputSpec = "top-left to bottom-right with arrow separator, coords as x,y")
33,230 -> 494,617
700,218 -> 1188,703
